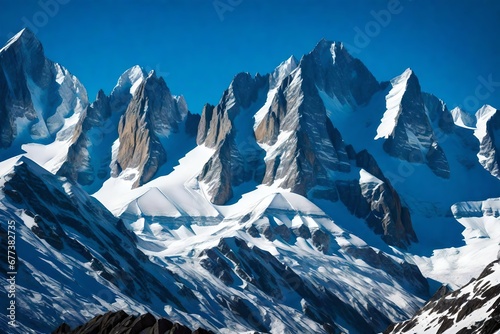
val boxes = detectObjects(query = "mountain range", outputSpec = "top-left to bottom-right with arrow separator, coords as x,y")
0,28 -> 499,334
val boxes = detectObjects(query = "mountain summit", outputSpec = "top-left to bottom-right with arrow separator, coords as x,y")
0,28 -> 88,152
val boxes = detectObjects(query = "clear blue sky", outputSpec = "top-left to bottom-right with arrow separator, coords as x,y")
1,0 -> 499,114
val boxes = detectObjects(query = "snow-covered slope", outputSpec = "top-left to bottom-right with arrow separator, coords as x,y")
451,106 -> 476,129
0,157 -> 186,333
412,197 -> 500,289
0,156 -> 430,334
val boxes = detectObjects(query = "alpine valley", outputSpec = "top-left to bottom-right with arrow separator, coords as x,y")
0,28 -> 499,334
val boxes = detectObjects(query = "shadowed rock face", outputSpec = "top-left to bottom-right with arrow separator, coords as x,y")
477,106 -> 500,179
357,150 -> 417,248
115,72 -> 188,187
334,149 -> 417,249
52,311 -> 215,334
0,28 -> 88,150
422,92 -> 455,134
384,260 -> 500,334
301,39 -> 380,107
57,90 -> 112,187
344,246 -> 428,297
381,70 -> 450,178
197,72 -> 268,203
199,236 -> 376,334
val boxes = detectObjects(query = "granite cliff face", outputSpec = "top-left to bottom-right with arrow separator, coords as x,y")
196,40 -> 416,248
57,90 -> 113,190
197,41 -> 381,202
114,71 -> 188,186
375,69 -> 450,178
197,72 -> 269,204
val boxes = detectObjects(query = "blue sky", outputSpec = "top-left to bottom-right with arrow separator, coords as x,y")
1,0 -> 499,114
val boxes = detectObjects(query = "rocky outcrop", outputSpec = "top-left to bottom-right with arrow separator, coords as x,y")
254,76 -> 290,145
344,246 -> 428,296
57,90 -> 112,189
475,105 -> 500,179
52,311 -> 214,334
384,260 -> 500,334
376,69 -> 450,178
422,92 -> 454,133
198,138 -> 239,204
197,73 -> 268,203
197,72 -> 267,149
196,103 -> 214,145
114,71 -> 188,186
0,28 -> 88,150
334,149 -> 417,249
199,237 -> 375,333
451,197 -> 500,219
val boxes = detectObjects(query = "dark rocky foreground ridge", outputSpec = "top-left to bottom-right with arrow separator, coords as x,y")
384,260 -> 500,334
52,311 -> 214,334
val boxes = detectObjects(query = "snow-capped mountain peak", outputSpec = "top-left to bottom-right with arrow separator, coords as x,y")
270,55 -> 298,87
450,106 -> 476,129
111,65 -> 148,97
0,28 -> 40,54
374,68 -> 450,178
375,68 -> 415,140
